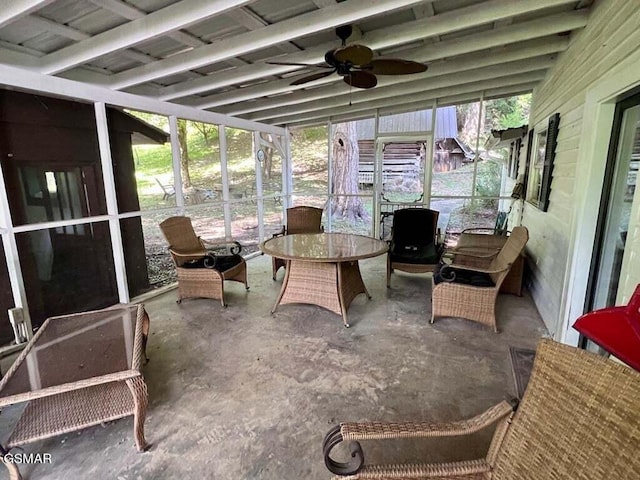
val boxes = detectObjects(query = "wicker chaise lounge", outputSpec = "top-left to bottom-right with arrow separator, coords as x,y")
431,226 -> 528,332
323,339 -> 640,479
271,206 -> 324,280
160,216 -> 248,307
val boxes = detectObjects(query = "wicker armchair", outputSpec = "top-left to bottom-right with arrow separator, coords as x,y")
159,216 -> 248,307
431,226 -> 528,332
324,338 -> 640,479
271,206 -> 324,280
387,208 -> 443,288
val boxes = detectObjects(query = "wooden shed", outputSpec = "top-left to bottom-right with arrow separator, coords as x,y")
0,90 -> 167,343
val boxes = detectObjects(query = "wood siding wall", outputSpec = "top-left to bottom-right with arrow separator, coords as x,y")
521,0 -> 640,335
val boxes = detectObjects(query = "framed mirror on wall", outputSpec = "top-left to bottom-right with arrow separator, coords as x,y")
526,113 -> 560,211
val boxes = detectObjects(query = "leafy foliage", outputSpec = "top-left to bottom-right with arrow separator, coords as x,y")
484,94 -> 531,129
475,160 -> 502,208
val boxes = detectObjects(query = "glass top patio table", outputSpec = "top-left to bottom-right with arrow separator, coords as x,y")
260,233 -> 388,262
0,304 -> 143,405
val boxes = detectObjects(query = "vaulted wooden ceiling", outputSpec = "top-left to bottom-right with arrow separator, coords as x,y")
0,0 -> 594,127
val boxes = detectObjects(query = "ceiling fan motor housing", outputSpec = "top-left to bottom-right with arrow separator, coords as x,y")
325,50 -> 353,75
335,25 -> 353,45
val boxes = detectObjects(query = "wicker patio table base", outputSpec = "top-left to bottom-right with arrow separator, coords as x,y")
272,260 -> 371,327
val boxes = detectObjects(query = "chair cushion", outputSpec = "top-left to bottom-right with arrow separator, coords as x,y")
433,262 -> 495,287
180,253 -> 243,272
392,209 -> 439,247
390,242 -> 441,265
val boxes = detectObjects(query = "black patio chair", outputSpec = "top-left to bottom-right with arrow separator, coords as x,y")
387,208 -> 443,287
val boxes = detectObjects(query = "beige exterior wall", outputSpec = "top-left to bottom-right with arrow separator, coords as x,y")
519,0 -> 640,337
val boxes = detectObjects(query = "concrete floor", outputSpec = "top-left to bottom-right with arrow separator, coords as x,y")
1,254 -> 548,479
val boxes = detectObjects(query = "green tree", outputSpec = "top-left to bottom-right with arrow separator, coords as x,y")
177,119 -> 192,189
331,122 -> 368,221
485,94 -> 531,130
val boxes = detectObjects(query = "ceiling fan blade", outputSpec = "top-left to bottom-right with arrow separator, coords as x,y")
291,70 -> 336,86
334,44 -> 373,66
266,61 -> 333,68
344,71 -> 377,89
365,58 -> 428,75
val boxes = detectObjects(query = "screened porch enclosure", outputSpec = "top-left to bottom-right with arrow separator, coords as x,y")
0,85 -> 529,350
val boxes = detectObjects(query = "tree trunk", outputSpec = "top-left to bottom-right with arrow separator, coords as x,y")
263,146 -> 273,180
177,119 -> 192,189
331,122 -> 368,221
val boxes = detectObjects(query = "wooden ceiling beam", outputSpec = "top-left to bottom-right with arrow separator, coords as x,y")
268,72 -> 545,126
248,57 -> 553,123
227,44 -> 557,116
0,0 -> 56,29
0,63 -> 284,134
204,17 -> 576,113
157,0 -> 583,101
225,7 -> 300,53
106,0 -> 428,90
40,0 -> 252,74
287,83 -> 537,128
89,0 -> 207,48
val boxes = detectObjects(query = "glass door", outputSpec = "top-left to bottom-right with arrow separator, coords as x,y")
585,93 -> 640,350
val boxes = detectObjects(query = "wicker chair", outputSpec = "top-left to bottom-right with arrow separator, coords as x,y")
431,226 -> 528,332
387,208 -> 443,288
271,206 -> 324,280
159,216 -> 248,307
323,338 -> 640,479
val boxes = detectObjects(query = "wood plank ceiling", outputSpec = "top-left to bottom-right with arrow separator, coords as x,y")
0,0 -> 594,127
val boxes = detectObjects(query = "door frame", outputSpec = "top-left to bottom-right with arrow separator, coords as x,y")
584,92 -> 640,320
373,133 -> 433,238
559,50 -> 640,345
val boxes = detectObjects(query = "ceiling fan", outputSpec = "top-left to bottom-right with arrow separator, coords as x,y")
267,25 -> 427,89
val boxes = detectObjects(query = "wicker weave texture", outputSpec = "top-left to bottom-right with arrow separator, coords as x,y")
126,375 -> 149,451
160,216 -> 248,305
332,459 -> 490,479
176,267 -> 224,302
341,402 -> 513,441
272,206 -> 324,279
431,226 -> 528,331
325,339 -> 640,480
7,381 -> 135,447
492,339 -> 640,480
275,260 -> 368,326
0,304 -> 150,478
159,216 -> 207,264
279,261 -> 342,315
286,206 -> 324,235
485,227 -> 528,285
432,283 -> 499,329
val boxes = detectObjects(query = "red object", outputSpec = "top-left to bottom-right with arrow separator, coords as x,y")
573,284 -> 640,372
